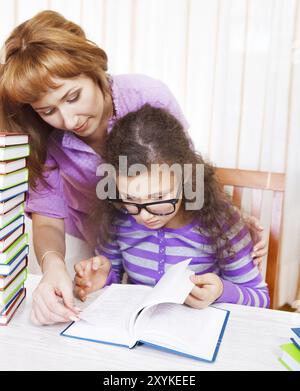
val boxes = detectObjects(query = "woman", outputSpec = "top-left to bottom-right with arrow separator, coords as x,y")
0,10 -> 266,325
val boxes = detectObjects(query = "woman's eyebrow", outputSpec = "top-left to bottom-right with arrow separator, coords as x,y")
33,88 -> 79,110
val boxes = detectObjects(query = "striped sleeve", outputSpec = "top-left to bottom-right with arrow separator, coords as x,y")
214,213 -> 270,308
95,240 -> 124,285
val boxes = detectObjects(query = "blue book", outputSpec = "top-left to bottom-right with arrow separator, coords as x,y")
61,259 -> 230,363
291,327 -> 300,350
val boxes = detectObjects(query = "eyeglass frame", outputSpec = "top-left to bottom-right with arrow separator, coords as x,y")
108,183 -> 183,216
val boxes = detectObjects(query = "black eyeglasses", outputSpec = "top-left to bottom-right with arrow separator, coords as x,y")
108,185 -> 182,216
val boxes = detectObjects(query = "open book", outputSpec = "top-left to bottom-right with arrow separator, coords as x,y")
61,259 -> 230,362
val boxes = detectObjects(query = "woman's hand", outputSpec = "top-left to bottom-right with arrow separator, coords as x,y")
74,255 -> 111,301
185,273 -> 224,309
30,257 -> 81,326
243,215 -> 267,271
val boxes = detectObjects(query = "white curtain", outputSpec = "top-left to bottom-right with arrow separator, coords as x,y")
1,0 -> 299,306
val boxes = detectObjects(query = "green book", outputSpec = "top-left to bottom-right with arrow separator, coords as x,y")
0,233 -> 28,265
0,168 -> 28,190
279,343 -> 300,371
0,144 -> 30,162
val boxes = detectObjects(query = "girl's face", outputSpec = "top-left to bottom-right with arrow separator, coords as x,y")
31,74 -> 108,142
117,170 -> 183,230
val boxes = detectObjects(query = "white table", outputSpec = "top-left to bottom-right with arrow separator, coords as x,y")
0,274 -> 299,371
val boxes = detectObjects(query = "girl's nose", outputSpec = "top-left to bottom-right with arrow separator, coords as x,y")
140,208 -> 154,221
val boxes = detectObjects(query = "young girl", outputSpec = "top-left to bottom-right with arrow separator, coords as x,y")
74,105 -> 270,308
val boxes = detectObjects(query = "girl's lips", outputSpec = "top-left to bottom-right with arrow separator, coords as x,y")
144,221 -> 159,227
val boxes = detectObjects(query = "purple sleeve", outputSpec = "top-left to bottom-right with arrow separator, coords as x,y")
214,213 -> 270,308
146,79 -> 194,149
25,154 -> 68,219
151,80 -> 189,130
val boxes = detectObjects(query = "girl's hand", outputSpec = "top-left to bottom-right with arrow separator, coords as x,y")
185,273 -> 224,309
30,257 -> 81,326
74,255 -> 111,301
243,214 -> 267,272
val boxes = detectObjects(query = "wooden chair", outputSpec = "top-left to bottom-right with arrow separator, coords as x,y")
215,167 -> 285,309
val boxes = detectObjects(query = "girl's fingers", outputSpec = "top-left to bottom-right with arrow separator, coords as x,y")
74,275 -> 91,288
185,294 -> 209,309
74,284 -> 87,302
74,262 -> 86,278
189,285 -> 209,302
92,256 -> 102,271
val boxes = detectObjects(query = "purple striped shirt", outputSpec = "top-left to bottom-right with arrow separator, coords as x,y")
97,213 -> 270,308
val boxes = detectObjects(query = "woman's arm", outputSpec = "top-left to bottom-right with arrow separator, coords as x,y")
30,213 -> 80,325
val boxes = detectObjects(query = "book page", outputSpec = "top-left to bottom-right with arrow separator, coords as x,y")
138,303 -> 229,361
71,284 -> 151,347
129,258 -> 195,335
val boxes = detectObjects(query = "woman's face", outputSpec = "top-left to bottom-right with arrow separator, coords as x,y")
31,74 -> 106,140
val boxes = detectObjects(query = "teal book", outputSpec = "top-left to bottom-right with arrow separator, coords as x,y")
279,343 -> 300,371
61,259 -> 230,363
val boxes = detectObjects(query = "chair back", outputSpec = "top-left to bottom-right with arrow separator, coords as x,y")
215,167 -> 285,309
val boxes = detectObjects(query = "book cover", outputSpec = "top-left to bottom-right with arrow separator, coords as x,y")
0,158 -> 26,174
0,245 -> 29,276
0,224 -> 24,253
0,133 -> 28,147
0,288 -> 26,326
291,338 -> 300,350
0,233 -> 28,265
0,168 -> 28,190
0,286 -> 23,313
0,257 -> 27,289
0,267 -> 27,306
279,343 -> 300,371
0,144 -> 30,162
0,203 -> 24,230
0,215 -> 24,241
61,260 -> 230,363
0,193 -> 25,214
291,328 -> 300,347
0,182 -> 28,203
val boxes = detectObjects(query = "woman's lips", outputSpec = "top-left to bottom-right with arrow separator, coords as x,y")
74,119 -> 89,133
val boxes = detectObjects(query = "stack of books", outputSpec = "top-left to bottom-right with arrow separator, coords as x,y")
0,133 -> 30,325
279,327 -> 300,371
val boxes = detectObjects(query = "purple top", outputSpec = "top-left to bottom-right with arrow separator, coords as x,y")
97,212 -> 270,308
25,74 -> 189,246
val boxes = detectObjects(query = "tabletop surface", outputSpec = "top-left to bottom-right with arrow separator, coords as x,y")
0,274 -> 299,371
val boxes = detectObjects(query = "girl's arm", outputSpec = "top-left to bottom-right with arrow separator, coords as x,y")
215,214 -> 270,308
